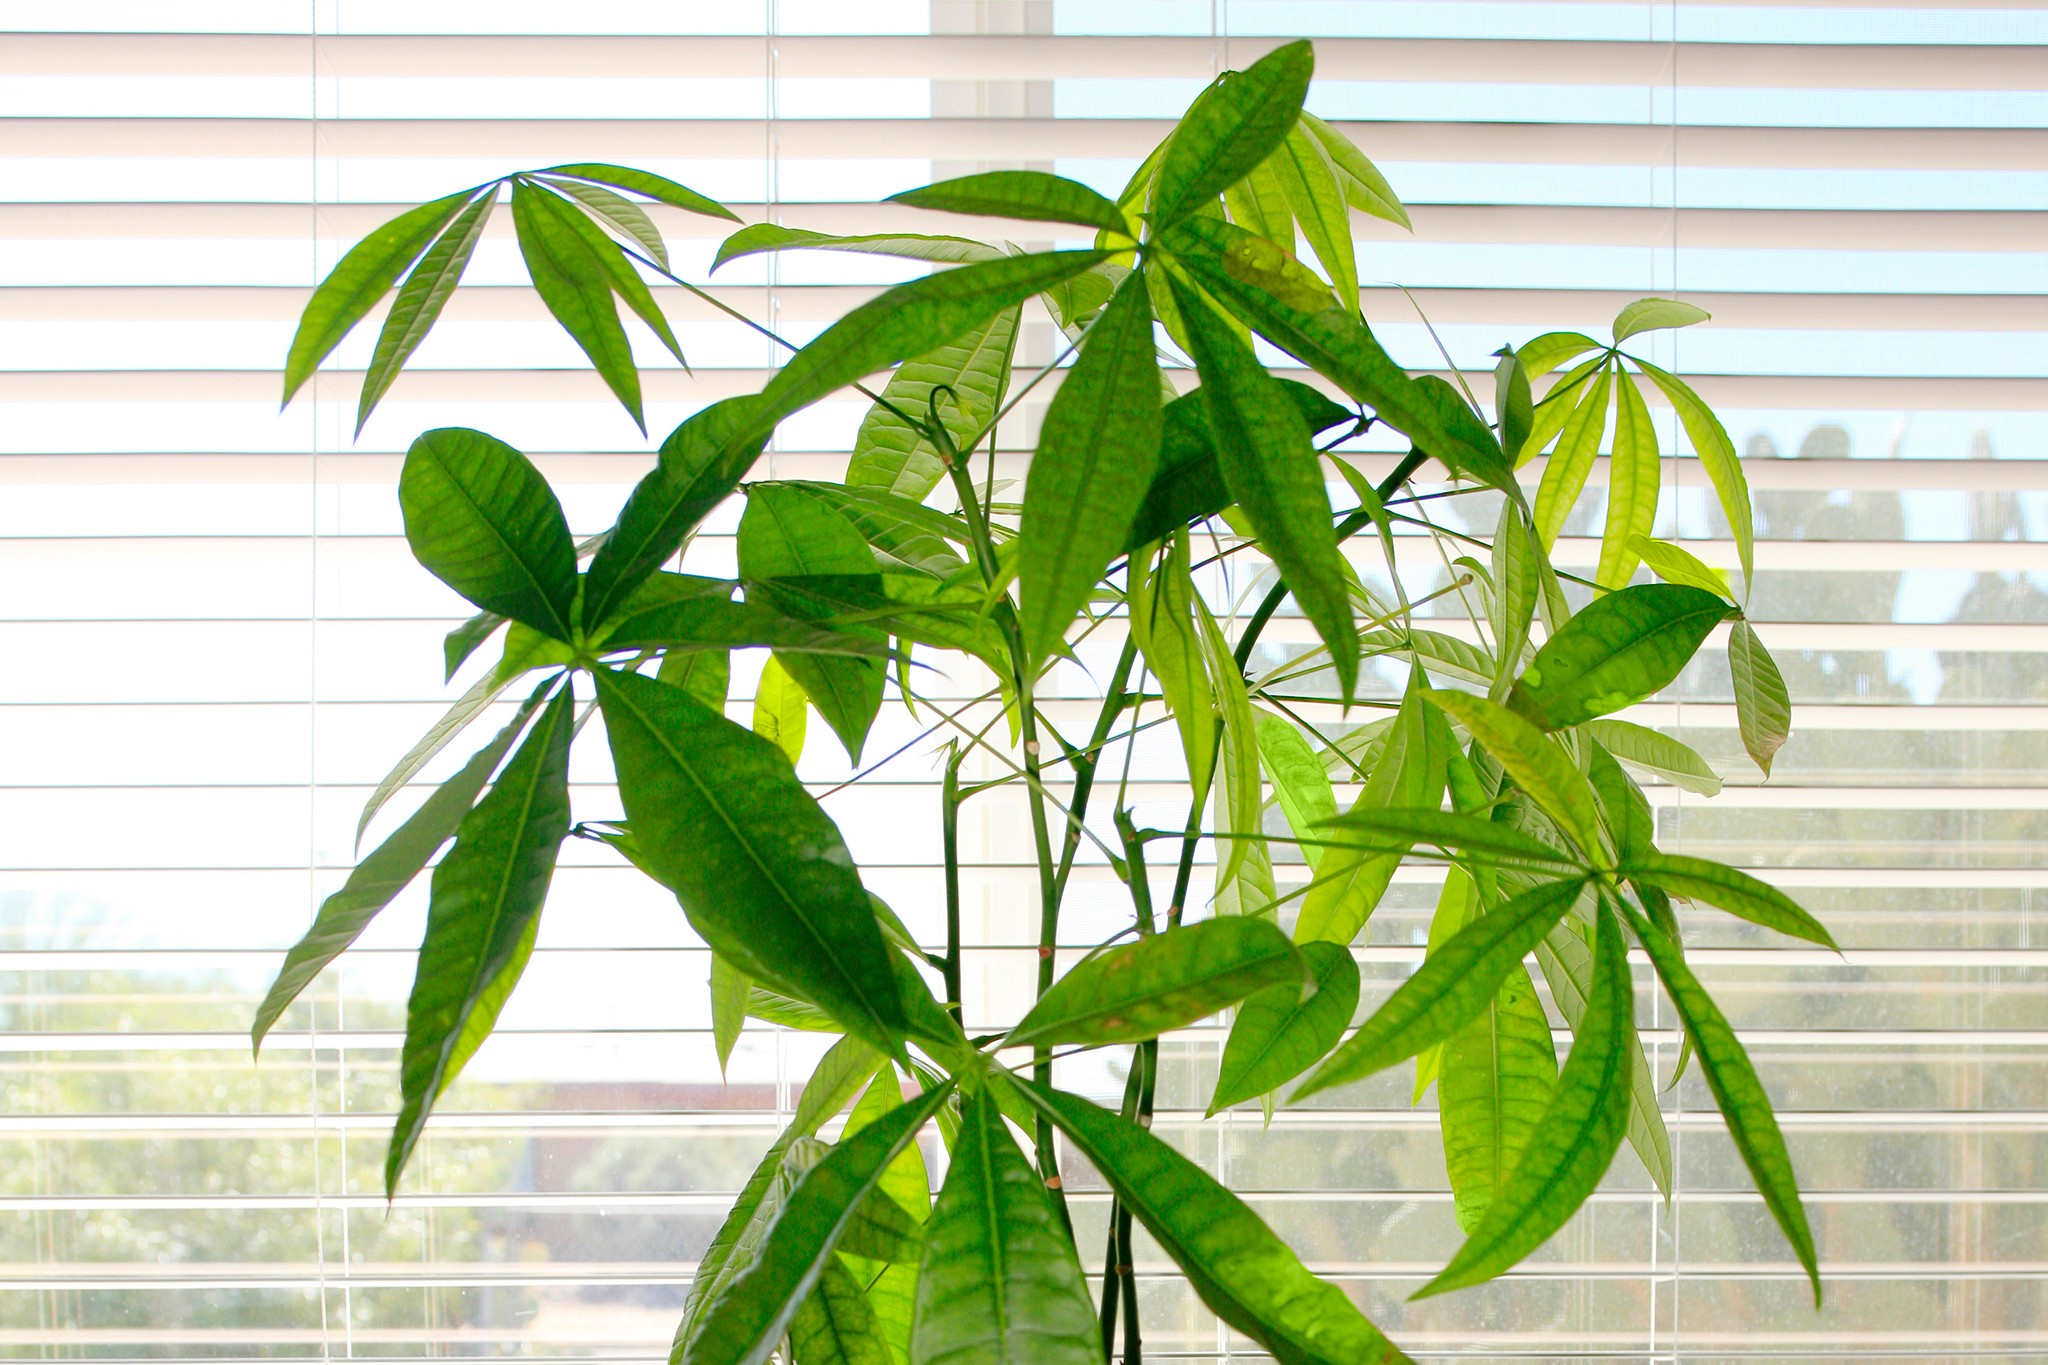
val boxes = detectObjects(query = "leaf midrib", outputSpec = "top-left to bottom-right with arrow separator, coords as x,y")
418,439 -> 572,641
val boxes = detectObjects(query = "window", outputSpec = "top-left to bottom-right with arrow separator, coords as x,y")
2,1 -> 2042,1356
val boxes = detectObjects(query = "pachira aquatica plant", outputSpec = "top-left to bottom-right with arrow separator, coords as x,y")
255,39 -> 1820,1365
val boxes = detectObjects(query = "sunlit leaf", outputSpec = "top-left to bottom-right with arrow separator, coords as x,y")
1490,500 -> 1539,694
510,177 -> 647,430
1153,39 -> 1314,226
710,952 -> 749,1078
541,162 -> 738,222
1728,617 -> 1791,777
1583,718 -> 1722,797
1507,583 -> 1732,731
1298,111 -> 1409,229
1531,361 -> 1612,549
1210,940 -> 1358,1115
1596,370 -> 1660,588
1612,297 -> 1710,342
1518,352 -> 1606,470
891,169 -> 1131,234
1128,533 -> 1217,797
1631,358 -> 1753,583
1254,712 -> 1337,868
386,689 -> 573,1194
1628,534 -> 1736,603
751,655 -> 810,765
399,427 -> 578,639
1620,851 -> 1836,948
790,1257 -> 894,1365
356,191 -> 495,433
714,224 -> 1003,273
847,306 -> 1018,502
1426,690 -> 1607,865
537,175 -> 670,268
1440,963 -> 1558,1233
1268,123 -> 1358,309
1318,807 -> 1581,871
1199,597 -> 1263,889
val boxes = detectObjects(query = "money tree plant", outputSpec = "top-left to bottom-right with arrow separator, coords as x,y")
256,39 -> 1820,1364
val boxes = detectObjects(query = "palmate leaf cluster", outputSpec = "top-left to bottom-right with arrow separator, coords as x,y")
258,39 -> 1823,1362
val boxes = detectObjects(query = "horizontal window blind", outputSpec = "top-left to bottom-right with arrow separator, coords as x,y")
2,1 -> 2043,1359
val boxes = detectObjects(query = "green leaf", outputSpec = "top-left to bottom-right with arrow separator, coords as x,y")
1531,361 -> 1612,549
1493,347 -> 1534,464
1013,1081 -> 1410,1365
1490,500 -> 1539,695
678,1035 -> 883,1353
1127,533 -> 1216,798
1621,897 -> 1820,1303
1729,617 -> 1791,777
1425,691 -> 1607,865
1168,273 -> 1357,699
751,655 -> 810,765
1630,357 -> 1753,583
660,644 -> 731,712
1516,331 -> 1604,382
1293,877 -> 1584,1100
1298,111 -> 1409,229
1440,963 -> 1558,1234
1199,597 -> 1263,889
790,1257 -> 895,1365
602,592 -> 897,661
1415,898 -> 1634,1298
760,251 -> 1108,436
584,396 -> 770,628
909,1087 -> 1102,1365
1518,352 -> 1606,470
714,224 -> 1002,273
1158,217 -> 1512,496
541,162 -> 738,222
510,177 -> 646,430
1254,712 -> 1337,868
786,483 -> 972,579
1583,718 -> 1722,797
1508,583 -> 1732,731
710,952 -> 750,1077
1127,380 -> 1352,549
1613,297 -> 1711,343
355,191 -> 495,433
1018,272 -> 1162,661
1210,940 -> 1358,1114
1296,679 -> 1451,944
523,179 -> 686,366
890,170 -> 1131,234
1268,123 -> 1359,311
1008,916 -> 1304,1050
1596,370 -> 1660,589
442,609 -> 505,682
282,187 -> 480,406
681,1082 -> 953,1365
1224,155 -> 1293,244
1318,807 -> 1582,871
844,1068 -> 935,1241
385,688 -> 573,1194
1154,40 -> 1315,227
740,484 -> 888,764
847,306 -> 1019,503
1620,851 -> 1836,948
596,668 -> 909,1053
253,687 -> 545,1053
1629,534 -> 1736,603
399,427 -> 578,638
537,175 -> 670,268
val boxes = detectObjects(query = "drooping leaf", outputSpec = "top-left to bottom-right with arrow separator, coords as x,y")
1127,533 -> 1216,797
1728,617 -> 1791,777
596,668 -> 909,1054
510,177 -> 647,430
1426,690 -> 1607,864
1168,272 -> 1357,698
527,178 -> 686,363
1620,851 -> 1836,948
1008,916 -> 1305,1049
282,187 -> 481,406
1018,272 -> 1162,661
1493,347 -> 1535,465
1153,39 -> 1315,227
1531,361 -> 1612,549
385,688 -> 573,1194
790,1257 -> 895,1365
714,224 -> 1003,273
1507,583 -> 1732,732
1267,123 -> 1358,310
791,483 -> 973,579
758,251 -> 1107,437
1490,500 -> 1539,694
740,484 -> 888,764
1296,679 -> 1451,944
846,305 -> 1019,503
1630,357 -> 1753,583
1210,940 -> 1359,1114
1293,877 -> 1584,1100
890,170 -> 1131,234
681,1082 -> 953,1365
1622,898 -> 1821,1303
1298,111 -> 1409,229
1127,380 -> 1353,549
1317,807 -> 1582,871
1440,962 -> 1558,1234
253,686 -> 546,1053
399,427 -> 578,639
1254,712 -> 1337,868
908,1088 -> 1102,1365
751,655 -> 810,765
677,1035 -> 883,1352
584,396 -> 770,627
709,952 -> 750,1078
1013,1081 -> 1410,1365
1415,898 -> 1634,1298
1612,297 -> 1711,342
541,162 -> 738,222
1583,718 -> 1722,797
1596,370 -> 1661,588
356,191 -> 496,433
1198,596 -> 1263,889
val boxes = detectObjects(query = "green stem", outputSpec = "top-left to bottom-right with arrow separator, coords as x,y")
1053,640 -> 1140,902
940,744 -> 966,1027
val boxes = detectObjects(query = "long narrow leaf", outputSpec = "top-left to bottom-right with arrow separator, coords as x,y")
1596,370 -> 1661,588
1729,617 -> 1791,777
1506,583 -> 1732,732
890,170 -> 1130,234
1631,357 -> 1753,583
357,191 -> 495,433
1620,851 -> 1836,948
1425,690 -> 1607,865
542,162 -> 738,221
1153,40 -> 1314,226
510,177 -> 645,430
1440,963 -> 1558,1233
1210,940 -> 1359,1115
